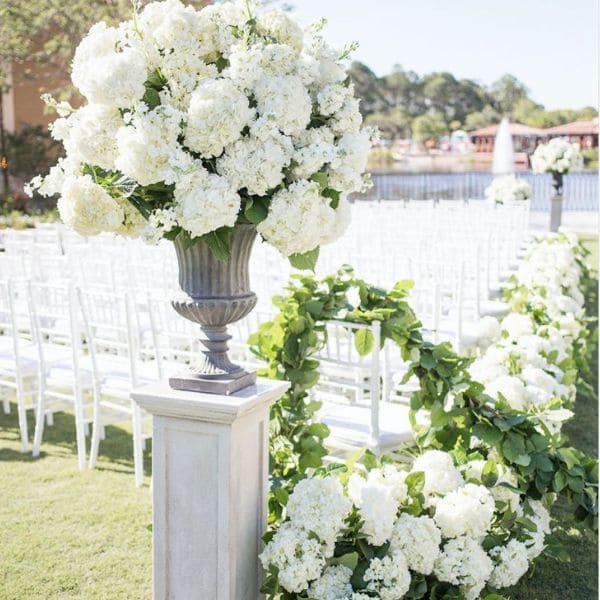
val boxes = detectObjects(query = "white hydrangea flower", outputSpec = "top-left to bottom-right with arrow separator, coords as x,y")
174,167 -> 241,239
328,130 -> 372,193
411,450 -> 464,506
57,175 -> 123,237
307,565 -> 353,600
329,97 -> 363,136
50,103 -> 123,171
488,539 -> 530,588
463,460 -> 521,514
523,500 -> 551,559
254,75 -> 312,136
532,138 -> 583,174
259,522 -> 326,593
285,475 -> 351,551
256,180 -> 338,256
348,466 -> 406,546
317,83 -> 352,117
434,536 -> 493,600
257,10 -> 304,52
364,552 -> 411,600
142,208 -> 179,245
115,105 -> 185,186
484,174 -> 532,204
71,22 -> 146,108
485,375 -> 527,411
389,513 -> 442,575
434,483 -> 495,539
217,132 -> 293,196
185,78 -> 254,157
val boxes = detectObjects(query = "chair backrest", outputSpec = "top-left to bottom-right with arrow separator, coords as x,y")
28,282 -> 81,372
77,287 -> 138,383
317,319 -> 382,443
0,279 -> 23,369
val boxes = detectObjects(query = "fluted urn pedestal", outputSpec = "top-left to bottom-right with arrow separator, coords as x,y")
549,171 -> 563,233
169,225 -> 258,395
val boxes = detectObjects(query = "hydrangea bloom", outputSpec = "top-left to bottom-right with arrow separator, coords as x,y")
434,536 -> 493,600
411,450 -> 464,506
28,0 -> 372,263
307,565 -> 353,600
484,174 -> 532,204
364,552 -> 411,600
389,513 -> 441,575
488,539 -> 530,588
532,138 -> 583,174
434,483 -> 496,539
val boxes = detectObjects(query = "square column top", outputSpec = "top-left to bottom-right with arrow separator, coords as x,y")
131,378 -> 290,424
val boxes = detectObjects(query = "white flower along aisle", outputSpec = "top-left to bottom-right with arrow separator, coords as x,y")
27,0 -> 373,267
259,233 -> 597,600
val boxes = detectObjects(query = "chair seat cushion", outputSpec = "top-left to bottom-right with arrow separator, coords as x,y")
318,401 -> 414,451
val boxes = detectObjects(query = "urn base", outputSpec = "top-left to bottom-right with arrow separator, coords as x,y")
169,369 -> 257,396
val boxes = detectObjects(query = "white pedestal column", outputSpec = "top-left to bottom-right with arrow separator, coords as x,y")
550,195 -> 562,232
132,378 -> 289,600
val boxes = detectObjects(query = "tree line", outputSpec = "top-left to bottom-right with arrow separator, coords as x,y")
349,62 -> 597,142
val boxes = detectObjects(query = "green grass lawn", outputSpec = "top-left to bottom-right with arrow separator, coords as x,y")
0,385 -> 596,600
0,410 -> 153,599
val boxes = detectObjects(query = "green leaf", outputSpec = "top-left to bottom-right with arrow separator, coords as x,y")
405,471 -> 425,495
201,227 -> 232,262
354,328 -> 375,356
289,247 -> 320,271
143,86 -> 161,110
309,171 -> 329,192
328,552 -> 359,570
323,187 -> 341,209
243,198 -> 268,224
482,459 -> 499,487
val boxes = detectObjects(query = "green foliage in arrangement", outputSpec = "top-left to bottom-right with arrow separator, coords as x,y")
250,260 -> 599,534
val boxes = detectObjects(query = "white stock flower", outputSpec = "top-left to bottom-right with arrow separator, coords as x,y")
184,79 -> 254,157
434,483 -> 495,539
500,313 -> 534,339
488,539 -> 530,588
364,552 -> 411,600
411,450 -> 464,506
434,536 -> 493,600
174,167 -> 240,239
57,175 -> 123,236
389,513 -> 442,575
328,131 -> 372,193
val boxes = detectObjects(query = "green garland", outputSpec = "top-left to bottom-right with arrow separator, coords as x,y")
250,264 -> 598,530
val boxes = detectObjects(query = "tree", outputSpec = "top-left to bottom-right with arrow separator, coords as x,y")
464,105 -> 501,131
490,74 -> 529,115
422,72 -> 486,133
412,112 -> 447,143
382,64 -> 425,117
365,107 -> 412,140
347,61 -> 387,116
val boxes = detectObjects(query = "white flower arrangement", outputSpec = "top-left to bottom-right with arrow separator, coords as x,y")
468,233 -> 587,437
484,174 -> 532,205
531,138 -> 583,174
261,452 -> 550,599
26,0 -> 374,267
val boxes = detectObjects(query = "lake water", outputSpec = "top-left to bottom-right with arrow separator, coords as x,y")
359,171 -> 598,212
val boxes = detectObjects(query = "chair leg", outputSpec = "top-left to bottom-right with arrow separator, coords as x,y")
45,411 -> 54,426
73,386 -> 87,470
2,391 -> 9,415
132,401 -> 144,487
88,384 -> 102,469
16,377 -> 29,453
32,376 -> 47,458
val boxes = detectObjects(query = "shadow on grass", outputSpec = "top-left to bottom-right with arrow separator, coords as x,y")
0,404 -> 152,478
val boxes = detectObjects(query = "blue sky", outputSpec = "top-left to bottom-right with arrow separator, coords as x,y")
290,0 -> 598,110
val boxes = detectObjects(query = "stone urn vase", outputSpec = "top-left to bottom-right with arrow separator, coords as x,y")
549,171 -> 563,232
169,224 -> 258,395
